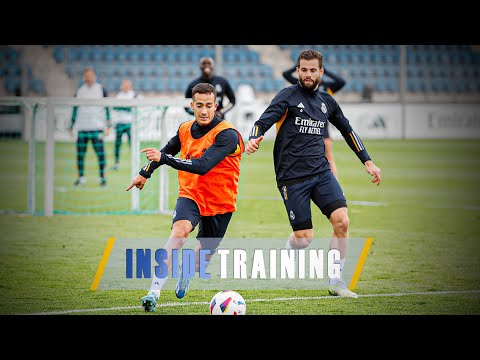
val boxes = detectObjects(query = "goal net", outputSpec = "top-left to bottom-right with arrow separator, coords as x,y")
0,96 -> 190,215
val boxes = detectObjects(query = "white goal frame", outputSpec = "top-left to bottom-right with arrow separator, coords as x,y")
0,96 -> 188,216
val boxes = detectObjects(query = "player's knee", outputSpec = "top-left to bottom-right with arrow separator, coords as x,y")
170,222 -> 192,242
336,217 -> 349,234
292,229 -> 313,248
331,210 -> 349,233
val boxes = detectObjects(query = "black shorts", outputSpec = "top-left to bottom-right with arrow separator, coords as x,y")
172,197 -> 233,253
278,171 -> 347,231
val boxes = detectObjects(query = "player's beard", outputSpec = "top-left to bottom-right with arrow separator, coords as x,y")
299,76 -> 320,91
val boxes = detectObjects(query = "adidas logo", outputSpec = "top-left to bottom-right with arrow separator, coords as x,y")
297,103 -> 305,109
371,116 -> 386,129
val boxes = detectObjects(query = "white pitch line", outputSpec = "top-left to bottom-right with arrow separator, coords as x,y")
25,289 -> 480,315
427,204 -> 480,211
239,195 -> 480,210
349,201 -> 387,207
238,195 -> 388,207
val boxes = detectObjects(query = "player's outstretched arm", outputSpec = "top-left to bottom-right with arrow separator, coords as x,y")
158,129 -> 240,176
245,135 -> 264,155
126,175 -> 147,191
364,160 -> 382,186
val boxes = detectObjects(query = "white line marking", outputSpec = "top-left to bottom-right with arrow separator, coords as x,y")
25,290 -> 480,315
427,204 -> 480,211
238,195 -> 388,206
349,201 -> 387,207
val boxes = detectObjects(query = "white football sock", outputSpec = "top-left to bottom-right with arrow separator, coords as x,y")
329,258 -> 345,286
149,273 -> 168,294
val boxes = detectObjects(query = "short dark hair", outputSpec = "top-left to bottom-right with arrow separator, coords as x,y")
296,49 -> 323,69
192,83 -> 217,101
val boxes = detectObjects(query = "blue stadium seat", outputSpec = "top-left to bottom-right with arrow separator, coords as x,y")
253,80 -> 266,92
453,79 -> 466,92
351,80 -> 364,93
153,79 -> 165,92
53,47 -> 64,63
223,67 -> 235,78
127,49 -> 139,64
375,81 -> 387,92
6,64 -> 20,77
102,72 -> 116,87
125,66 -> 138,77
5,47 -> 19,62
224,52 -> 235,64
79,49 -> 90,62
5,77 -> 20,93
237,50 -> 248,63
258,64 -> 272,78
410,79 -> 427,92
140,79 -> 154,92
174,51 -> 186,64
184,49 -> 196,63
139,49 -> 152,63
29,79 -> 45,93
66,47 -> 80,62
164,50 -> 175,63
154,66 -> 167,77
248,51 -> 260,64
152,50 -> 163,63
112,65 -> 126,77
116,49 -> 127,62
165,79 -> 176,92
91,50 -> 102,62
50,44 -> 480,95
274,79 -> 286,91
386,79 -> 398,92
102,48 -> 115,62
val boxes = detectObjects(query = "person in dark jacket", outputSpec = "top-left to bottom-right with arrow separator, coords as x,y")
184,57 -> 236,120
283,62 -> 346,176
247,49 -> 381,299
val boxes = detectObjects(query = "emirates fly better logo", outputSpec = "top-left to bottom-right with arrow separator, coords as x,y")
295,117 -> 325,134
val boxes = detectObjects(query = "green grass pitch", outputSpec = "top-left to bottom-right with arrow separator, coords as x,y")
0,138 -> 479,315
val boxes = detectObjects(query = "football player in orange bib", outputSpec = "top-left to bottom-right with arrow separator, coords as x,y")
126,83 -> 244,311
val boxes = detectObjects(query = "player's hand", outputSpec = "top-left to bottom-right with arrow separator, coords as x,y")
126,175 -> 147,191
245,136 -> 264,155
141,148 -> 161,162
105,127 -> 111,136
364,160 -> 382,186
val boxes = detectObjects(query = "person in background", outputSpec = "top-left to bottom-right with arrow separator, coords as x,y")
184,57 -> 236,120
111,79 -> 138,171
70,67 -> 110,187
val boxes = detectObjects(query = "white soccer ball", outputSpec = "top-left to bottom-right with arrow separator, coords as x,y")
209,290 -> 246,315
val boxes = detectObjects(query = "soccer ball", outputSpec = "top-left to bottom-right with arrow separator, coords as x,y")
209,290 -> 246,315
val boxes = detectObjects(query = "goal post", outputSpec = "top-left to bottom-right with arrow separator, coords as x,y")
0,96 -> 190,216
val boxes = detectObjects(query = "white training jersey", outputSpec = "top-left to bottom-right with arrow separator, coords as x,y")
74,82 -> 108,131
112,90 -> 137,124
